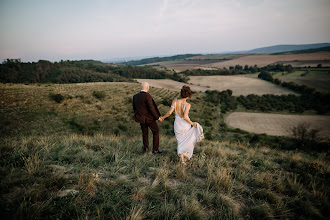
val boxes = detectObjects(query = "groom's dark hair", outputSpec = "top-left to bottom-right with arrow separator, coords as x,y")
180,86 -> 193,98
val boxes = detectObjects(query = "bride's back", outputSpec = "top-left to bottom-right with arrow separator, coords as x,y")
175,99 -> 187,118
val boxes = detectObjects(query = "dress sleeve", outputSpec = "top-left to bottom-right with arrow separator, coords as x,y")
171,100 -> 176,108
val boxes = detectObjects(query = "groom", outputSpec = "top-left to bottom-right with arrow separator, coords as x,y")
132,82 -> 163,154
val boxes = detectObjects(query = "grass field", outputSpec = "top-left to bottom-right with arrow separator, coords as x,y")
1,82 -> 329,219
225,112 -> 330,138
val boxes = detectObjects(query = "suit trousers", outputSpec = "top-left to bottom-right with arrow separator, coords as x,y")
140,121 -> 159,151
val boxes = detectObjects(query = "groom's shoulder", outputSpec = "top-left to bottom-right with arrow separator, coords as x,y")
134,91 -> 151,98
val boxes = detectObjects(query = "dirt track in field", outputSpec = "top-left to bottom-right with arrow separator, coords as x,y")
225,112 -> 330,138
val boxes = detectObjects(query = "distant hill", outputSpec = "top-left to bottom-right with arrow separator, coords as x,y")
116,43 -> 330,66
245,43 -> 330,54
120,54 -> 201,66
271,46 -> 330,55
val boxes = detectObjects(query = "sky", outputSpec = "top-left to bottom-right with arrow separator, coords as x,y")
0,0 -> 329,62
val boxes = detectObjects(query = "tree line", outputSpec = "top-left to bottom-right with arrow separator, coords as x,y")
257,70 -> 330,114
182,63 -> 294,76
0,59 -> 187,83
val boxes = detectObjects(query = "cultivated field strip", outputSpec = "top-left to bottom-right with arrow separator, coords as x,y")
137,77 -> 296,96
145,52 -> 330,71
188,75 -> 298,96
225,112 -> 330,138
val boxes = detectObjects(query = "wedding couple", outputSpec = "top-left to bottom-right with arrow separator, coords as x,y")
132,82 -> 204,164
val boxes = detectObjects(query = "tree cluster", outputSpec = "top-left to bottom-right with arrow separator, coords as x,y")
182,68 -> 246,76
182,64 -> 294,76
258,71 -> 274,82
237,92 -> 330,114
205,89 -> 237,113
257,70 -> 330,114
237,94 -> 304,113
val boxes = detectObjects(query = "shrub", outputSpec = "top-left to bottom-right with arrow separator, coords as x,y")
249,134 -> 260,144
288,122 -> 319,148
118,124 -> 128,131
92,91 -> 106,99
67,117 -> 86,133
114,129 -> 120,135
49,93 -> 65,103
258,71 -> 274,82
161,98 -> 172,106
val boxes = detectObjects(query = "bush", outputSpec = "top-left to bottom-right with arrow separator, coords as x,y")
49,93 -> 65,103
92,91 -> 106,99
66,118 -> 100,135
258,71 -> 273,82
249,134 -> 261,144
114,129 -> 120,135
288,122 -> 319,148
118,124 -> 128,131
161,98 -> 172,106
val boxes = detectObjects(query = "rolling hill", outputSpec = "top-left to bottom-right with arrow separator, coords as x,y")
239,43 -> 330,54
0,82 -> 329,219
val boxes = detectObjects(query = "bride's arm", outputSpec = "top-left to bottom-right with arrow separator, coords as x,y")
161,100 -> 176,119
183,104 -> 197,127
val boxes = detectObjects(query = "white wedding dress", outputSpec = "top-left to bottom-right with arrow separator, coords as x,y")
173,101 -> 204,160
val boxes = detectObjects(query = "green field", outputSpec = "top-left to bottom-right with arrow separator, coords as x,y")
1,83 -> 329,219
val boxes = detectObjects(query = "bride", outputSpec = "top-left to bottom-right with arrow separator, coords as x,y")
160,86 -> 204,164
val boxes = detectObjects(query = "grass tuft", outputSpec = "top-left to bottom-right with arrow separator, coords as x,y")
22,153 -> 40,176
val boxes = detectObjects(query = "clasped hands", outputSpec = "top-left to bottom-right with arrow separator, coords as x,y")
158,116 -> 164,122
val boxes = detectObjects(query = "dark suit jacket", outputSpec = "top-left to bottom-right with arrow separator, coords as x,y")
132,91 -> 161,123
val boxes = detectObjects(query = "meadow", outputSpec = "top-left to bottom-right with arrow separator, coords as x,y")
0,82 -> 329,219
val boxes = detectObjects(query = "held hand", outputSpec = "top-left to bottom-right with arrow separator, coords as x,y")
192,122 -> 197,127
158,117 -> 164,122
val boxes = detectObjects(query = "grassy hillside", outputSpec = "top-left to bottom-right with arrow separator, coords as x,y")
272,46 -> 330,55
1,83 -> 329,219
246,43 -> 330,54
